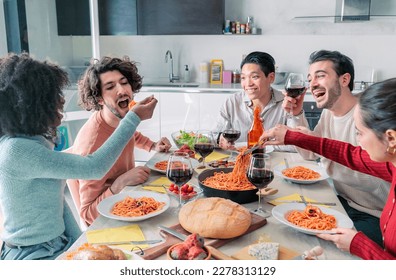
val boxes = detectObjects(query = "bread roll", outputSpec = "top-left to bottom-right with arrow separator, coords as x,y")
67,243 -> 126,260
179,197 -> 251,239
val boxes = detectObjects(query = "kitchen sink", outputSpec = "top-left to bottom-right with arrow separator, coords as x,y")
143,82 -> 200,88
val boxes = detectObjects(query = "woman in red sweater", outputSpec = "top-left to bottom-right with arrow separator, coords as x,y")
261,78 -> 396,260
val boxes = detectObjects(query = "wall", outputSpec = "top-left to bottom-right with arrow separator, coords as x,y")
1,0 -> 396,82
0,3 -> 6,54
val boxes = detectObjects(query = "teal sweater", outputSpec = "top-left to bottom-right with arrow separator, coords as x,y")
0,111 -> 140,246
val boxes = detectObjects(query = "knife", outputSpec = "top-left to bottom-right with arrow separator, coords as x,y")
89,239 -> 163,246
272,200 -> 336,206
158,225 -> 235,260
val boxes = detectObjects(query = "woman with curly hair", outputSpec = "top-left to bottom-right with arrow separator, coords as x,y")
0,53 -> 157,260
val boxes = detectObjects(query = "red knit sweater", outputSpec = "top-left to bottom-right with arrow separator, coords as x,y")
286,131 -> 396,260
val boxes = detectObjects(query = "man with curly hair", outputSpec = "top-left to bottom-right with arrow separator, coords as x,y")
0,53 -> 157,259
68,56 -> 171,226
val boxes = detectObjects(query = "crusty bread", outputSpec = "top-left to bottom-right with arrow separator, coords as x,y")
179,197 -> 252,239
67,244 -> 127,260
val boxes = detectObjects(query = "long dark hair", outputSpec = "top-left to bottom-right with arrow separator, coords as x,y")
0,53 -> 69,137
78,56 -> 142,111
359,78 -> 396,139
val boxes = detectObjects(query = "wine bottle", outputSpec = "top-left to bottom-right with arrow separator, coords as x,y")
247,105 -> 264,151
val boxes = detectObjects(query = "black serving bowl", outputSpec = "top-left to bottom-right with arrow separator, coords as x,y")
197,168 -> 258,204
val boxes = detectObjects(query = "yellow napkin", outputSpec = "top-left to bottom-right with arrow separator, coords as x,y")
86,224 -> 147,251
142,185 -> 166,193
149,177 -> 172,186
269,193 -> 317,206
196,150 -> 229,162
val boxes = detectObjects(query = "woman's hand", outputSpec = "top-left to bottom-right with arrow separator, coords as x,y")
130,95 -> 158,121
316,228 -> 358,252
259,124 -> 290,146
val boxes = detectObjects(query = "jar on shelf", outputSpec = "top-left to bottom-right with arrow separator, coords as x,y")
246,16 -> 254,34
232,70 -> 241,83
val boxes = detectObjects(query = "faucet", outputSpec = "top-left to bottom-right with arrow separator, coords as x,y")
165,50 -> 179,83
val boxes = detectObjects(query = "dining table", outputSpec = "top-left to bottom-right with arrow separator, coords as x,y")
61,149 -> 359,260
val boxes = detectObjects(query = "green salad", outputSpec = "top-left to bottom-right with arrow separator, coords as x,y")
174,130 -> 209,149
174,130 -> 197,149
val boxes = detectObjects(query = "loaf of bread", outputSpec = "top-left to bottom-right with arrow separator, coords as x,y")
179,197 -> 251,239
66,243 -> 127,260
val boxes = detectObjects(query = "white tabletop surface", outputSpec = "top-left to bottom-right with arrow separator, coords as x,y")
63,151 -> 359,260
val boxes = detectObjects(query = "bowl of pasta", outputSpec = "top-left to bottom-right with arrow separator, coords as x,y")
197,168 -> 258,204
274,161 -> 329,184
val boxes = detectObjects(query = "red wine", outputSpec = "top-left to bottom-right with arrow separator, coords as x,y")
167,168 -> 193,185
247,169 -> 274,189
194,143 -> 214,158
285,86 -> 305,98
223,130 -> 241,143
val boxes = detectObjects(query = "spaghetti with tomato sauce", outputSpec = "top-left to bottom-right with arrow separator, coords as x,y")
201,148 -> 255,191
286,205 -> 337,230
111,196 -> 165,217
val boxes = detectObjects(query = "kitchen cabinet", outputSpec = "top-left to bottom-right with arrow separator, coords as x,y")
137,0 -> 225,35
55,0 -> 137,36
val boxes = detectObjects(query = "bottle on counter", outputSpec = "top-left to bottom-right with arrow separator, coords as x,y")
184,64 -> 190,83
247,105 -> 264,153
199,62 -> 209,84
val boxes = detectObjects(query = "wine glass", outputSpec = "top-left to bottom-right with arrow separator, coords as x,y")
166,152 -> 193,208
246,153 -> 274,217
193,130 -> 215,169
284,73 -> 306,122
222,122 -> 241,160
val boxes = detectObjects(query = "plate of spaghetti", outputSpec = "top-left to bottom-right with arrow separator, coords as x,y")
97,191 -> 170,222
146,152 -> 199,174
274,162 -> 329,184
272,203 -> 353,235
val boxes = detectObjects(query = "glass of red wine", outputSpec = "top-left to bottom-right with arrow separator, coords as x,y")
222,121 -> 241,160
193,130 -> 215,169
166,151 -> 193,208
246,153 -> 274,217
284,72 -> 306,122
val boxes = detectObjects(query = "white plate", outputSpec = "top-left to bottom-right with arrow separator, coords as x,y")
97,191 -> 170,222
274,161 -> 329,184
235,142 -> 274,154
145,152 -> 199,174
272,203 -> 353,235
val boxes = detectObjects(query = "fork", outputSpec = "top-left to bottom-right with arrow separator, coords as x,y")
242,138 -> 268,155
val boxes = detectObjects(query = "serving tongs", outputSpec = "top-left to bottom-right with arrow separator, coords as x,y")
242,138 -> 268,156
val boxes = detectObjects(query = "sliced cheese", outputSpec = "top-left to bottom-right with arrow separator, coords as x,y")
248,242 -> 280,260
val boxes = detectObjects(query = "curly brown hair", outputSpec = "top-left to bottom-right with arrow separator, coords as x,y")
0,53 -> 69,137
78,56 -> 143,111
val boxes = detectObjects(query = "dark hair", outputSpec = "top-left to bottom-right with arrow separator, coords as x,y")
240,51 -> 275,76
0,53 -> 68,137
78,56 -> 142,111
359,78 -> 396,139
308,50 -> 355,91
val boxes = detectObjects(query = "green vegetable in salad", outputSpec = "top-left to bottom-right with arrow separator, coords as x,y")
174,130 -> 209,149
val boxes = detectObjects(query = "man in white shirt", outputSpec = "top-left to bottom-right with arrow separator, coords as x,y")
285,50 -> 389,246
